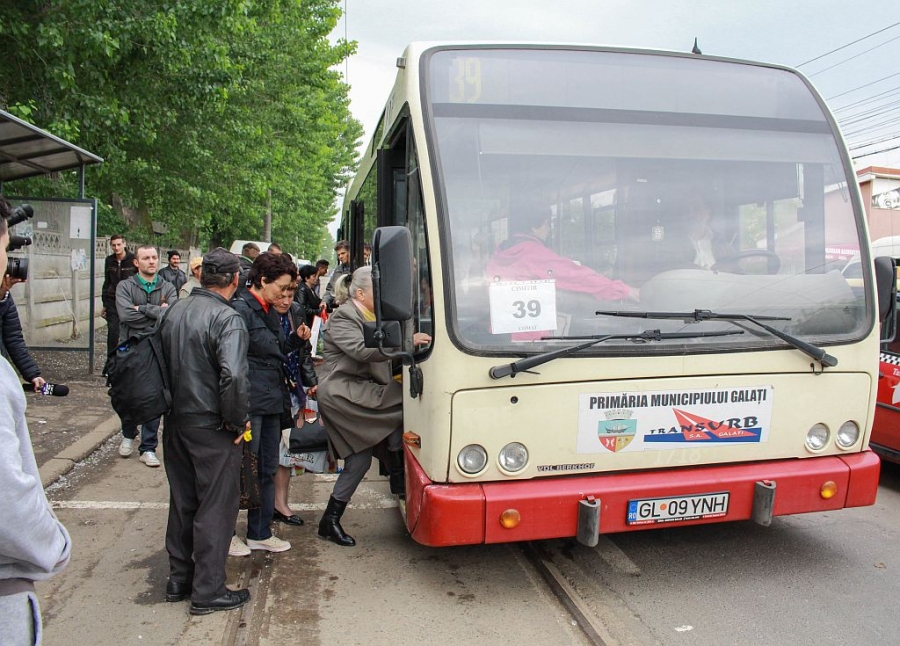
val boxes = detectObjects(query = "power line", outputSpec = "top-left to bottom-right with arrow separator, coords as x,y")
848,133 -> 900,151
851,140 -> 900,160
808,33 -> 900,77
839,99 -> 900,127
827,71 -> 900,100
832,85 -> 900,113
797,20 -> 900,67
843,114 -> 900,139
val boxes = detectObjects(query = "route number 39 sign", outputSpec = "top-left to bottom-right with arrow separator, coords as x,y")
489,280 -> 557,334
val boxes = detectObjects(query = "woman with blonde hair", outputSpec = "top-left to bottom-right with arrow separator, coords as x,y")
316,266 -> 429,546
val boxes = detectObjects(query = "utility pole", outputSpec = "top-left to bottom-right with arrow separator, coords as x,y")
263,189 -> 272,241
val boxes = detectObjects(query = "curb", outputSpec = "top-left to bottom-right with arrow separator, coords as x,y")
40,414 -> 121,488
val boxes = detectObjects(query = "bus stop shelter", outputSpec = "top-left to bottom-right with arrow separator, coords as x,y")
0,109 -> 104,371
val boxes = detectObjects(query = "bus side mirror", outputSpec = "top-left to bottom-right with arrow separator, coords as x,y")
363,320 -> 402,348
875,256 -> 897,339
368,226 -> 424,398
372,226 -> 414,321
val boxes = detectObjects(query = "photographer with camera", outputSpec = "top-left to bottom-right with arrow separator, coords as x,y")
0,198 -> 45,392
0,203 -> 71,643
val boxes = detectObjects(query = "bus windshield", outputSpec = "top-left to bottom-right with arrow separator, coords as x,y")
424,47 -> 868,355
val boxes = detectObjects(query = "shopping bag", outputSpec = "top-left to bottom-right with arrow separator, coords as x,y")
288,408 -> 328,452
239,441 -> 261,510
310,314 -> 326,358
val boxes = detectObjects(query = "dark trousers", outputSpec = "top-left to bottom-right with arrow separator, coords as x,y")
163,418 -> 241,603
246,413 -> 281,541
122,417 -> 161,454
104,300 -> 120,353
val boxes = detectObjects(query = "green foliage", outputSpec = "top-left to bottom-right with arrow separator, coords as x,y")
0,0 -> 361,258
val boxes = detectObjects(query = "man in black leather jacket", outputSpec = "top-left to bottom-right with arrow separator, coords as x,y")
157,247 -> 252,616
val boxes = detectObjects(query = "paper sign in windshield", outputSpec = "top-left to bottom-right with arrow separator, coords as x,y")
489,280 -> 557,335
577,386 -> 773,454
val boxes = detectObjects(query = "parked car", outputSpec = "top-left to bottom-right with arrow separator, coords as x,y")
869,236 -> 900,463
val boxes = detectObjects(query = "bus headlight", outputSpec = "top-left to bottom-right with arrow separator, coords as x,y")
457,445 -> 488,474
836,421 -> 860,448
806,423 -> 829,451
498,442 -> 528,473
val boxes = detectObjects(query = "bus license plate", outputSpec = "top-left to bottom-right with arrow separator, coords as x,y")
627,492 -> 729,526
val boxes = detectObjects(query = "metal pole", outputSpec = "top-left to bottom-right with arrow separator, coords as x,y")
88,194 -> 97,374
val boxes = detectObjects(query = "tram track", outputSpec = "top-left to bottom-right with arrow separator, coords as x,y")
520,541 -> 610,646
222,549 -> 273,646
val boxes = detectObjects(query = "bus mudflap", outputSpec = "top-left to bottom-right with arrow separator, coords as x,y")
576,496 -> 601,546
751,480 -> 776,526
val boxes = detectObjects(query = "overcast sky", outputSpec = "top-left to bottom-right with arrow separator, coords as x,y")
326,1 -> 900,229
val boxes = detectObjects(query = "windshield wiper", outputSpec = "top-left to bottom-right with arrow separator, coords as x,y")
595,308 -> 838,368
488,329 -> 743,379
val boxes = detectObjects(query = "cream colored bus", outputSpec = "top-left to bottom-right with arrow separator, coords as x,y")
339,43 -> 896,546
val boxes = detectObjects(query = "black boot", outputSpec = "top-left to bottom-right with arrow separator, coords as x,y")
318,496 -> 356,547
388,449 -> 406,496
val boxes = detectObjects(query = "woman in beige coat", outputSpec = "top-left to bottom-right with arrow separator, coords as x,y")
316,266 -> 429,546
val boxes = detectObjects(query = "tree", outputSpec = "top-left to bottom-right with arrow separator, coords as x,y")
0,0 -> 360,259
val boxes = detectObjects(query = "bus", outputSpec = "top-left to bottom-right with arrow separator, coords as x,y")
338,43 -> 897,547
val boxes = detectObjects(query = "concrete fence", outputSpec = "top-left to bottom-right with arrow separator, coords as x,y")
10,235 -> 200,349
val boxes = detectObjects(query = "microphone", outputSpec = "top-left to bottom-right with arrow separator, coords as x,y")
23,383 -> 69,396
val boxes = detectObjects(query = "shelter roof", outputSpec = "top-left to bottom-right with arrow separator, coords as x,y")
0,109 -> 103,182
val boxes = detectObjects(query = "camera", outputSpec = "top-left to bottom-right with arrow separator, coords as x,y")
3,204 -> 33,281
5,236 -> 31,280
6,256 -> 27,281
5,204 -> 33,228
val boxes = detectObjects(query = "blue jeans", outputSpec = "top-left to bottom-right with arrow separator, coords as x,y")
246,414 -> 281,541
122,417 -> 161,454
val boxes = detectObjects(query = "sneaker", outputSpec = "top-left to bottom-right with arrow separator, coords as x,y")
139,451 -> 161,467
118,438 -> 134,457
246,536 -> 291,553
229,536 -> 251,557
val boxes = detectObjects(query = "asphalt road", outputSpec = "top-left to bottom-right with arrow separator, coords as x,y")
35,427 -> 900,646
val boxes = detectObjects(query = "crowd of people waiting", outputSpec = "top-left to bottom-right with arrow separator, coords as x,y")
97,236 -> 422,616
0,220 -> 421,627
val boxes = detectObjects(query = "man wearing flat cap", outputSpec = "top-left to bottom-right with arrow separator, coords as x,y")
158,247 -> 253,615
178,256 -> 203,300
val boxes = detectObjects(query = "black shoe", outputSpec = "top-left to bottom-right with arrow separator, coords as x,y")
165,579 -> 191,603
273,510 -> 305,526
318,496 -> 356,547
189,588 -> 251,615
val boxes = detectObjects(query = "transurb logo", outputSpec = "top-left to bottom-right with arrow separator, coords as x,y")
644,408 -> 762,443
597,408 -> 637,452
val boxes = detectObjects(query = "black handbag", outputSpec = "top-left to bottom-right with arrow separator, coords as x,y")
289,413 -> 328,453
239,441 -> 261,510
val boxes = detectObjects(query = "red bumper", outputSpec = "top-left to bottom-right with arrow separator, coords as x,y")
404,450 -> 881,547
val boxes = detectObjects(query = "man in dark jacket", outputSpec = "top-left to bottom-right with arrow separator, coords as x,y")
323,240 -> 350,311
0,275 -> 45,391
158,247 -> 251,615
115,245 -> 177,467
235,242 -> 260,298
158,250 -> 187,294
101,234 -> 136,354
